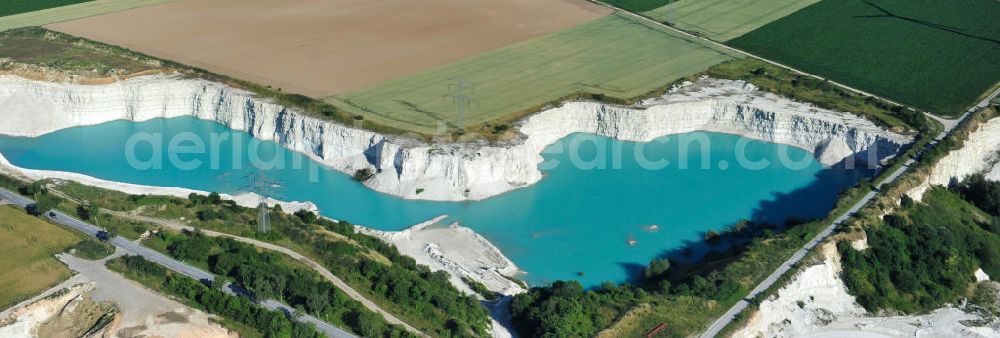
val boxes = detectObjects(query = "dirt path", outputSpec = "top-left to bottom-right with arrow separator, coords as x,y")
106,210 -> 424,335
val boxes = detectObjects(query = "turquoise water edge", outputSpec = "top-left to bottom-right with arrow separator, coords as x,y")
0,117 -> 872,287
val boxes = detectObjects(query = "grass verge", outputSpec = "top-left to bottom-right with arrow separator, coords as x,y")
0,205 -> 79,309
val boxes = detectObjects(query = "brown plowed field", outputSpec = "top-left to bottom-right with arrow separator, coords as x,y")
47,0 -> 610,97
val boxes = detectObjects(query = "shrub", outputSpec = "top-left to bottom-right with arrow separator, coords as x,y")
70,240 -> 114,260
352,168 -> 374,182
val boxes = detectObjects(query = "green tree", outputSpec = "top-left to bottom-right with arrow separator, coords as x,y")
644,258 -> 670,280
351,311 -> 386,338
294,210 -> 317,224
208,192 -> 222,205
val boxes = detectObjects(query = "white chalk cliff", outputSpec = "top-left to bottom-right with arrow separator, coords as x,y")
909,116 -> 1000,199
0,75 -> 910,201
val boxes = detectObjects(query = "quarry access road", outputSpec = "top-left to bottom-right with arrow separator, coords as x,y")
698,83 -> 1000,337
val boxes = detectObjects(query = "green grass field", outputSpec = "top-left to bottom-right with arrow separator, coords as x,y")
328,13 -> 737,135
0,0 -> 93,18
0,0 -> 169,32
642,0 -> 820,41
0,205 -> 82,309
729,0 -> 1000,116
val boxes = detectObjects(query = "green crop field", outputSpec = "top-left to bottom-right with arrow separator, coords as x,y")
0,0 -> 169,32
729,0 -> 1000,116
601,0 -> 676,13
642,0 -> 819,41
0,0 -> 93,18
328,13 -> 737,135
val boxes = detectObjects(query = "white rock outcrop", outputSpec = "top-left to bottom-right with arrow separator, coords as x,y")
909,117 -> 1000,199
734,242 -> 865,338
0,75 -> 909,201
356,216 -> 526,297
735,242 -> 1000,338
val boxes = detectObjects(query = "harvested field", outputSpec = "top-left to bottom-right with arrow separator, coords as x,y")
0,0 -> 169,32
331,13 -> 737,134
48,0 -> 610,97
0,205 -> 81,309
729,0 -> 1000,115
643,0 -> 820,41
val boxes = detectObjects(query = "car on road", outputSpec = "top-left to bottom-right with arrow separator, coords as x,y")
48,211 -> 56,218
96,230 -> 110,241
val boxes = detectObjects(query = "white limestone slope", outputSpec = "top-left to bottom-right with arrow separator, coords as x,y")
909,117 -> 1000,199
734,242 -> 1000,338
734,242 -> 864,338
0,75 -> 909,201
356,216 -> 527,297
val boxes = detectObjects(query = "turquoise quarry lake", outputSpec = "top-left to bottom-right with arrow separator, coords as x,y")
0,117 -> 872,286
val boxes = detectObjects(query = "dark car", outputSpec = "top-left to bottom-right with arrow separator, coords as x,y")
48,211 -> 56,218
96,230 -> 110,241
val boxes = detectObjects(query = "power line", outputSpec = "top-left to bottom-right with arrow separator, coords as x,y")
444,77 -> 479,131
242,171 -> 284,233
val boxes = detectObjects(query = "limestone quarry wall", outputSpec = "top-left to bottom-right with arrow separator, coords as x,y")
909,117 -> 1000,199
0,75 -> 910,201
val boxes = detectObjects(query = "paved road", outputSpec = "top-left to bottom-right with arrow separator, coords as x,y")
0,187 -> 34,208
45,209 -> 218,282
698,86 -> 1000,337
0,187 -> 355,338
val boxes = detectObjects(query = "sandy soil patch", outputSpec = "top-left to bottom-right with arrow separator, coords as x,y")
57,253 -> 235,338
0,282 -> 116,338
47,0 -> 610,97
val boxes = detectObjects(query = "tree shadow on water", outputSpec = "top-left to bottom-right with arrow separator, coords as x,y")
621,166 -> 874,283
